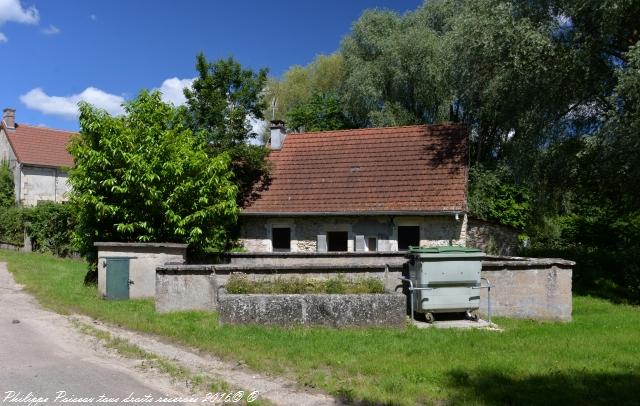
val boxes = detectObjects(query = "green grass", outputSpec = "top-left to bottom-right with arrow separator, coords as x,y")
2,250 -> 640,405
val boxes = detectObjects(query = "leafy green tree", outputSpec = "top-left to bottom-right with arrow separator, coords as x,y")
286,92 -> 350,132
263,53 -> 345,122
0,162 -> 15,208
184,53 -> 269,206
69,90 -> 238,263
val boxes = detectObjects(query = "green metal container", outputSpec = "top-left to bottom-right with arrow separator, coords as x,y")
406,246 -> 485,320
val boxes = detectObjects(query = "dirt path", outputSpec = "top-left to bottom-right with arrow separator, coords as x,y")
0,262 -> 338,406
0,263 -> 188,405
74,315 -> 339,406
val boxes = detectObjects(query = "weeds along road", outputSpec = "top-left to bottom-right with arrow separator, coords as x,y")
0,262 -> 187,405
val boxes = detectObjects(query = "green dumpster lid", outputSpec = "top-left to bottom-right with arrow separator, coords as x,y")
408,245 -> 483,254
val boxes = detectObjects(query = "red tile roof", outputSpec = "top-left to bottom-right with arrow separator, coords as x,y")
4,124 -> 75,168
243,124 -> 468,215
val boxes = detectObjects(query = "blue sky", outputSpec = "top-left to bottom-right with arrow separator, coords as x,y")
0,0 -> 422,131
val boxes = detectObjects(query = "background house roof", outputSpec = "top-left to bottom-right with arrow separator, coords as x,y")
243,124 -> 468,215
4,124 -> 75,168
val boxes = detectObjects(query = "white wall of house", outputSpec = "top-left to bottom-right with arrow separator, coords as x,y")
0,129 -> 21,204
20,165 -> 70,206
0,130 -> 15,164
239,214 -> 468,253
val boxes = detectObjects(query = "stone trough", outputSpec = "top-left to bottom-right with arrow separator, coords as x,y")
218,293 -> 406,328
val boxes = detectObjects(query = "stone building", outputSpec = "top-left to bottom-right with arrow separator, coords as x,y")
240,122 -> 470,252
0,108 -> 75,206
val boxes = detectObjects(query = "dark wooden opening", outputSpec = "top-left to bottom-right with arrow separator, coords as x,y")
327,231 -> 348,252
398,226 -> 420,250
272,227 -> 291,252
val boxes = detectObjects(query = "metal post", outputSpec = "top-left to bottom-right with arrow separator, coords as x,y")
481,277 -> 492,324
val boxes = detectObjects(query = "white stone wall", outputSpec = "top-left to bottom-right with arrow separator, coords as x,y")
20,165 -> 70,206
239,214 -> 467,253
97,244 -> 187,299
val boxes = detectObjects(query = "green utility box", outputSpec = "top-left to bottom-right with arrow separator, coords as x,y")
406,246 -> 485,322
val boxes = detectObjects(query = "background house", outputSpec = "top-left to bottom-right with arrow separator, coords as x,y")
240,122 -> 469,252
0,108 -> 75,206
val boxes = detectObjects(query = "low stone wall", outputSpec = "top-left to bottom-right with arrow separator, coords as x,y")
156,265 -> 217,313
155,254 -> 574,322
218,293 -> 406,328
480,256 -> 573,322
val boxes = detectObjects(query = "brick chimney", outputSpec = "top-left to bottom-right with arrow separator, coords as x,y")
269,120 -> 286,150
2,108 -> 16,130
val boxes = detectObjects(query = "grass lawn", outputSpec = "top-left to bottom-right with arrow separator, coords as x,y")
2,250 -> 639,405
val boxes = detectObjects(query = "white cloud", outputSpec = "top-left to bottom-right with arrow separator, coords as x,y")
157,77 -> 194,106
20,87 -> 125,119
0,0 -> 39,25
20,76 -> 194,120
0,0 -> 40,42
41,24 -> 59,35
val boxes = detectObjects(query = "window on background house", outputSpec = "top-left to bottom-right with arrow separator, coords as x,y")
327,231 -> 348,252
398,226 -> 420,250
272,227 -> 291,252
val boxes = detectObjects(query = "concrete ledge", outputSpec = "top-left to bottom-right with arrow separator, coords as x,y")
218,293 -> 406,328
483,255 -> 575,268
95,242 -> 188,248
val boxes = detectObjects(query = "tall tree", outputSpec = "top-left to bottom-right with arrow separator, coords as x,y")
69,91 -> 238,263
340,8 -> 451,127
262,53 -> 345,123
184,53 -> 269,206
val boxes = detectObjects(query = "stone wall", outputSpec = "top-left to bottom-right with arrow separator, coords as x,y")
480,257 -> 573,322
156,254 -> 574,322
467,218 -> 520,256
239,214 -> 466,253
96,242 -> 187,299
218,293 -> 406,328
156,266 -> 217,313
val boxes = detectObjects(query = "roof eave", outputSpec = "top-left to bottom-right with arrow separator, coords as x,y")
240,210 -> 466,217
20,162 -> 73,169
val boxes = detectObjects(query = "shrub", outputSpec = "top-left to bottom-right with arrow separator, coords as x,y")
0,162 -> 15,208
0,206 -> 25,245
25,202 -> 78,257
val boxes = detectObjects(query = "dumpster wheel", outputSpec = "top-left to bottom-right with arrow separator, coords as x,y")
425,312 -> 435,323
